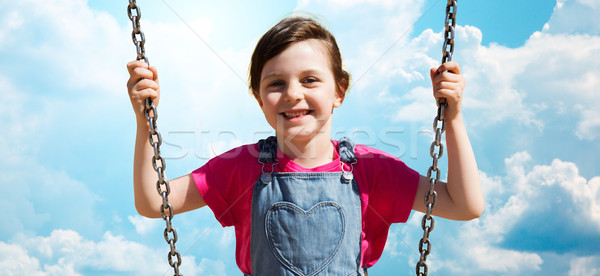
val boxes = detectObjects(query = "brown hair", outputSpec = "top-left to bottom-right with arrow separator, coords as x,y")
248,16 -> 350,101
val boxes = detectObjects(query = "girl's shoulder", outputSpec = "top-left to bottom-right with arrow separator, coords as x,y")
350,142 -> 415,177
204,142 -> 261,170
353,143 -> 404,163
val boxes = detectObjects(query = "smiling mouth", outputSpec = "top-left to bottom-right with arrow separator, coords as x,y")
282,110 -> 311,118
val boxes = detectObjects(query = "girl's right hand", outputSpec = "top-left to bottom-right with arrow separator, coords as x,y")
126,60 -> 160,122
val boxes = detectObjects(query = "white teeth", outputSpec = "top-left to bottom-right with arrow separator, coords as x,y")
283,110 -> 309,118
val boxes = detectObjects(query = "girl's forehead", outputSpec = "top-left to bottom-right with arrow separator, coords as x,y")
262,39 -> 332,74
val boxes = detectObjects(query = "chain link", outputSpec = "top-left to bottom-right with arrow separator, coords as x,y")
416,1 -> 456,275
127,1 -> 182,275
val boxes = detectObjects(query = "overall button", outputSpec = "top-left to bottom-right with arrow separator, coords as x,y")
342,171 -> 353,183
260,172 -> 272,184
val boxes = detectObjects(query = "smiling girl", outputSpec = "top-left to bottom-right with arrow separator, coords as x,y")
126,16 -> 482,275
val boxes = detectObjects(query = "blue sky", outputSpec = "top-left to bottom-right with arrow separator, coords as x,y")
1,0 -> 599,275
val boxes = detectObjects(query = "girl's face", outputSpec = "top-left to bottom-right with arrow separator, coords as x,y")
257,39 -> 343,143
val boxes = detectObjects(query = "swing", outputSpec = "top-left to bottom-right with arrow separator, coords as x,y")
416,1 -> 457,275
127,1 -> 182,275
126,1 -> 458,275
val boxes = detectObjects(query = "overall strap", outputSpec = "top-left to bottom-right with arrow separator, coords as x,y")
258,136 -> 278,163
258,136 -> 356,164
338,136 -> 357,164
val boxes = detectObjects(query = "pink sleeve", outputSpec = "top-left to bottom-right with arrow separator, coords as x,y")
192,162 -> 234,227
385,160 -> 419,223
356,145 -> 420,223
191,144 -> 260,227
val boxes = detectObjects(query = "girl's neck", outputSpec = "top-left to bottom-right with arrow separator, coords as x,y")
277,132 -> 335,169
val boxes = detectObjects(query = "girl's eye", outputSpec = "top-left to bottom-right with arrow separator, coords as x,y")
302,77 -> 318,84
269,81 -> 284,87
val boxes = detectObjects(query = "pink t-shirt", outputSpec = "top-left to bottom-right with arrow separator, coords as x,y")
192,139 -> 419,274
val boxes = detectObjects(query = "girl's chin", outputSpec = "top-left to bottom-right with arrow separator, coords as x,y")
277,128 -> 319,141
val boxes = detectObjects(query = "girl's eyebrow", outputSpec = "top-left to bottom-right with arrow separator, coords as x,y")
301,69 -> 324,76
261,69 -> 325,82
261,72 -> 282,82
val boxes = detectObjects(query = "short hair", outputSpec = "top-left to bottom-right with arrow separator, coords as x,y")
248,16 -> 350,100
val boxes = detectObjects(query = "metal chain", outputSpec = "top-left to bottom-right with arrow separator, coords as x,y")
416,1 -> 456,275
127,1 -> 182,275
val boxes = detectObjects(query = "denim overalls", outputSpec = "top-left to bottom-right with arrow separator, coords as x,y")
246,136 -> 367,276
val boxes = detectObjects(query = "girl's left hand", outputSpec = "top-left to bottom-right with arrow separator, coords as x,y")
430,61 -> 465,121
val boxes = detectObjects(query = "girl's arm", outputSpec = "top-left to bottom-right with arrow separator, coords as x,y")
127,60 -> 206,218
412,62 -> 483,221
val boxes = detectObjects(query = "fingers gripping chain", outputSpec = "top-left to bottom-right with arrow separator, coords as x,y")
128,1 -> 182,275
416,1 -> 456,275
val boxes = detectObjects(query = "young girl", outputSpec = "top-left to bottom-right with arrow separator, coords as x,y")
127,16 -> 482,275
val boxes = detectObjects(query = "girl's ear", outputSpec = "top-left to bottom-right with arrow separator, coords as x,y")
333,92 -> 344,108
253,90 -> 263,107
334,81 -> 348,108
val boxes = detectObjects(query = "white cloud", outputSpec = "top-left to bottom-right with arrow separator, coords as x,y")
461,152 -> 599,273
0,242 -> 44,276
366,23 -> 547,129
0,0 -> 130,94
387,86 -> 435,122
569,255 -> 600,276
458,2 -> 599,137
467,245 -> 543,274
544,0 -> 600,35
1,229 -> 226,276
387,152 -> 600,275
128,215 -> 160,235
0,75 -> 103,239
0,9 -> 24,48
219,227 -> 235,248
502,152 -> 600,231
575,107 -> 600,140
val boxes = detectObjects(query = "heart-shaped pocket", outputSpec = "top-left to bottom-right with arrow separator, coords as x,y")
266,201 -> 345,276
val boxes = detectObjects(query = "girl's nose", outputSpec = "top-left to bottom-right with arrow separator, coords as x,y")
283,83 -> 304,102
